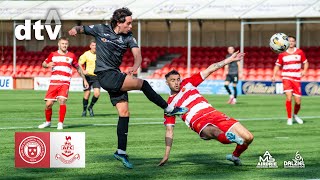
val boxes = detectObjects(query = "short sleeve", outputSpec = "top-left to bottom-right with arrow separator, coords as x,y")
84,24 -> 102,37
127,36 -> 139,49
78,52 -> 87,65
164,115 -> 176,126
44,53 -> 53,63
275,54 -> 283,66
71,54 -> 79,68
181,72 -> 204,87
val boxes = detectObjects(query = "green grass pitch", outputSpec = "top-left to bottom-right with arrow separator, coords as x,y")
0,90 -> 319,179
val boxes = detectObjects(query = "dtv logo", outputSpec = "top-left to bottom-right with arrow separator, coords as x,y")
15,9 -> 61,40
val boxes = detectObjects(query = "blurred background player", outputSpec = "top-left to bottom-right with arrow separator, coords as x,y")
79,40 -> 100,117
224,46 -> 241,104
38,37 -> 89,130
272,36 -> 308,125
68,7 -> 187,168
159,51 -> 253,166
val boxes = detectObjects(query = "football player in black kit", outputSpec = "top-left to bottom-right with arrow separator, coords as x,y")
69,7 -> 187,169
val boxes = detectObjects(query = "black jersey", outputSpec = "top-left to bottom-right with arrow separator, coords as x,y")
84,24 -> 139,73
226,54 -> 238,75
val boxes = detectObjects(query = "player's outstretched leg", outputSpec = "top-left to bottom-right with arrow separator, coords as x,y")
121,76 -> 188,116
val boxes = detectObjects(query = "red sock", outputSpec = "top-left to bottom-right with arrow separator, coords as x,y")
59,104 -> 66,123
286,100 -> 292,119
233,144 -> 248,157
217,133 -> 232,144
294,103 -> 301,115
45,108 -> 52,122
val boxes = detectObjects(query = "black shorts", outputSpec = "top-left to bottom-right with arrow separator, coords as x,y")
225,74 -> 239,84
83,75 -> 101,90
96,69 -> 128,106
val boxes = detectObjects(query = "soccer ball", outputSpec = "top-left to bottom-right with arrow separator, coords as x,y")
269,33 -> 289,53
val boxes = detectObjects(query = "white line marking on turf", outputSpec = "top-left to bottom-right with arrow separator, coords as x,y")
275,137 -> 290,139
0,116 -> 319,130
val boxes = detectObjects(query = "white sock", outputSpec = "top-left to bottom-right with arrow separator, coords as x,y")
164,105 -> 174,113
117,149 -> 126,155
230,95 -> 234,98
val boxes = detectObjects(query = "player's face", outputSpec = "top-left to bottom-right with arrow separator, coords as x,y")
118,16 -> 133,34
227,47 -> 235,54
90,42 -> 96,53
58,39 -> 69,52
166,74 -> 181,93
288,37 -> 296,48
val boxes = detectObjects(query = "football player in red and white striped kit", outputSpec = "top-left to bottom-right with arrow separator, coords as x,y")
272,36 -> 308,125
38,37 -> 89,130
158,51 -> 254,166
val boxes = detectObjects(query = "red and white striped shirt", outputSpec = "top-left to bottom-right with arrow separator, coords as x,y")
44,51 -> 79,85
276,48 -> 307,82
164,72 -> 217,128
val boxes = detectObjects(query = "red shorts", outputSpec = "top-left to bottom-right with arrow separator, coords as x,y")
282,79 -> 301,96
45,84 -> 70,101
192,110 -> 238,136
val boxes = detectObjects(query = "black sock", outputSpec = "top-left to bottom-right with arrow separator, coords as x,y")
141,80 -> 168,109
117,116 -> 129,152
89,96 -> 99,109
83,98 -> 88,111
224,85 -> 232,95
233,86 -> 237,99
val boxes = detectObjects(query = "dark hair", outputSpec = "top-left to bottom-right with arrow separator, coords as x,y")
58,36 -> 69,41
165,70 -> 180,79
288,35 -> 296,41
110,7 -> 132,29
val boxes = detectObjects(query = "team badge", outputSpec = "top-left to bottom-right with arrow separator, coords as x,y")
55,136 -> 80,164
101,38 -> 107,42
19,136 -> 46,164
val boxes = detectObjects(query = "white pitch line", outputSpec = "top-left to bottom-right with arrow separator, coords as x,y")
0,116 -> 319,130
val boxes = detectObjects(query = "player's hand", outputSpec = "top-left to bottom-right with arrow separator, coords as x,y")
47,62 -> 55,68
158,156 -> 169,166
227,51 -> 245,63
271,75 -> 276,82
83,70 -> 88,75
68,28 -> 77,36
126,67 -> 136,75
83,80 -> 89,89
301,70 -> 306,77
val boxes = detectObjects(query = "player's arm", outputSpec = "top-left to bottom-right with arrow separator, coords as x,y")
127,47 -> 142,75
237,61 -> 242,79
158,125 -> 174,166
76,66 -> 89,88
201,51 -> 245,79
272,65 -> 280,82
78,54 -> 88,75
301,61 -> 309,77
68,26 -> 84,36
42,53 -> 54,68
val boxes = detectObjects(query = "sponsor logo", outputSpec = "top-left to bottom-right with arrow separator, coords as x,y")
284,151 -> 305,168
19,136 -> 46,164
305,82 -> 320,96
15,9 -> 61,40
256,151 -> 278,168
55,136 -> 80,164
155,4 -> 200,14
242,81 -> 276,94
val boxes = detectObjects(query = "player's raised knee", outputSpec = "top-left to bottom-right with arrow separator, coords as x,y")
244,132 -> 254,144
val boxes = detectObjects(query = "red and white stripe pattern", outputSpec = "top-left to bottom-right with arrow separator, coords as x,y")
45,51 -> 79,85
164,73 -> 216,128
276,48 -> 307,82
